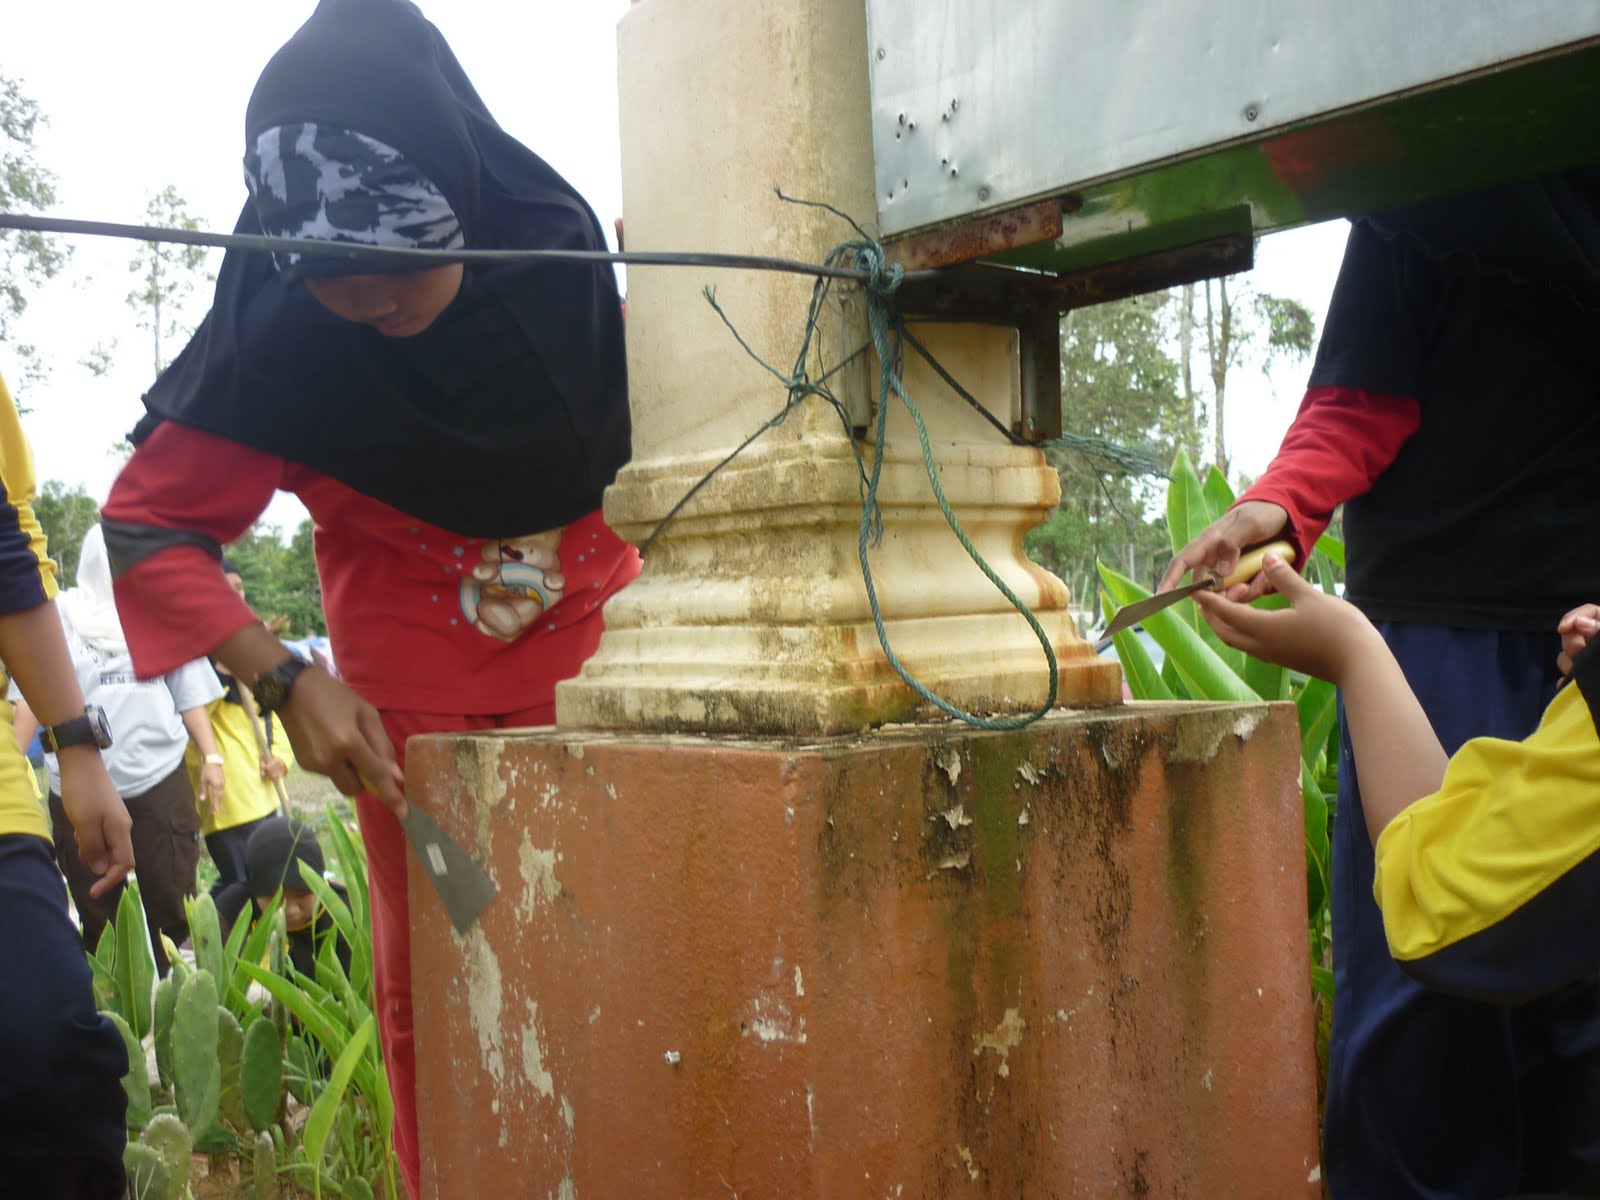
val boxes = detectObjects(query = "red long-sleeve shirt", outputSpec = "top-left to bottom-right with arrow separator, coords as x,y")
103,422 -> 639,715
1237,385 -> 1422,564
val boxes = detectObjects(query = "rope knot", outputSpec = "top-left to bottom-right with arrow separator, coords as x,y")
851,240 -> 903,301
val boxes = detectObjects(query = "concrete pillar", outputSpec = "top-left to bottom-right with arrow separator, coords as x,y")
408,702 -> 1322,1197
555,0 -> 1120,735
405,3 -> 1323,1195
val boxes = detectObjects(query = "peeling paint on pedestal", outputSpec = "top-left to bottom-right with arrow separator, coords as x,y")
463,929 -> 507,1085
518,832 -> 562,919
521,999 -> 556,1098
974,1008 -> 1025,1078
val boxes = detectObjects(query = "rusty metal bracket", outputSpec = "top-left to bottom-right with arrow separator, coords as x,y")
882,196 -> 1065,272
891,233 -> 1254,440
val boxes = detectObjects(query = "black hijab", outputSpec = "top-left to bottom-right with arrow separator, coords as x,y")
134,0 -> 630,538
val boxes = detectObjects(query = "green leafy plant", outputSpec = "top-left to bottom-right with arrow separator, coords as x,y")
90,808 -> 395,1198
1098,448 -> 1341,996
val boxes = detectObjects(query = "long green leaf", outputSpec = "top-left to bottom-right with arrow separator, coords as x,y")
304,1016 -> 376,1199
1099,561 -> 1259,702
1165,447 -> 1210,552
1200,464 -> 1237,524
237,961 -> 353,1063
232,892 -> 283,1023
320,810 -> 374,997
1163,449 -> 1212,637
112,884 -> 155,1039
1314,531 -> 1345,570
1302,763 -> 1331,919
1296,677 -> 1339,766
298,861 -> 365,1007
1098,591 -> 1175,701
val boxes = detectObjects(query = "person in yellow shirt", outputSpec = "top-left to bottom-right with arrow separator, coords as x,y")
0,372 -> 133,1195
1197,555 -> 1600,1004
188,559 -> 292,897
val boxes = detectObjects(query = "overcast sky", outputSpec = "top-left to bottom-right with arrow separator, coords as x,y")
2,0 -> 1345,534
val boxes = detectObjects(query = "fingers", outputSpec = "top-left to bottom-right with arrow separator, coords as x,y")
1159,532 -> 1218,593
84,816 -> 136,900
353,706 -> 407,816
1161,502 -> 1292,592
1260,554 -> 1311,598
87,861 -> 133,900
1558,604 -> 1600,634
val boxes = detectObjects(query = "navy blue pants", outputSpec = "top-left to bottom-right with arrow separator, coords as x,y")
1327,623 -> 1600,1199
0,834 -> 127,1197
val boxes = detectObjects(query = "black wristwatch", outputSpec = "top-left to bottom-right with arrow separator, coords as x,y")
41,705 -> 113,753
251,655 -> 311,715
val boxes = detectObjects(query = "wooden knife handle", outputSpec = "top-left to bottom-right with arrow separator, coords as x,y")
1218,540 -> 1297,590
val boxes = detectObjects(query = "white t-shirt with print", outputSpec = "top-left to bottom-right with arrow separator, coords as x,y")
27,609 -> 225,799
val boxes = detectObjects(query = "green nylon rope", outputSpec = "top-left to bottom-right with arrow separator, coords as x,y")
649,219 -> 1063,731
849,240 -> 1060,731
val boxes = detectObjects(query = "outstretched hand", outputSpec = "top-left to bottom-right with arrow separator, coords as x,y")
1557,603 -> 1600,676
1193,554 -> 1380,685
277,667 -> 407,816
57,748 -> 134,899
1159,500 -> 1291,600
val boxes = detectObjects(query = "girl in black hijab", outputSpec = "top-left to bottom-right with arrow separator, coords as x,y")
102,3 -> 636,1191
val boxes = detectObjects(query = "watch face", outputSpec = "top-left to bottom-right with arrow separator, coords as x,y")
46,707 -> 112,751
89,706 -> 113,749
253,656 -> 309,713
254,675 -> 285,712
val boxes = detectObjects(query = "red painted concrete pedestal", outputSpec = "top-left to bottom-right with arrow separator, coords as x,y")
406,701 -> 1320,1198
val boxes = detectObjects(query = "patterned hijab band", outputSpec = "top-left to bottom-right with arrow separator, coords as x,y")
244,122 -> 464,274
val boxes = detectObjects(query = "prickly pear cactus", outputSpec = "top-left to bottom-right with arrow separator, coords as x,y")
172,969 -> 221,1135
103,1010 -> 151,1131
241,1017 -> 285,1132
218,1007 -> 247,1131
160,934 -> 189,986
152,974 -> 177,1087
123,1141 -> 172,1200
253,1129 -> 279,1200
139,1112 -> 192,1196
187,892 -> 228,988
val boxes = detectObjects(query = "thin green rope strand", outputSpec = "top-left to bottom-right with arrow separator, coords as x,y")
850,240 -> 1060,730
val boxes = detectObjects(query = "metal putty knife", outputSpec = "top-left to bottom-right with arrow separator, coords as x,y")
399,803 -> 498,935
1102,539 -> 1298,642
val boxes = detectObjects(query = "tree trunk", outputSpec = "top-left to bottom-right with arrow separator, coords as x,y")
1178,283 -> 1200,462
1203,277 -> 1233,479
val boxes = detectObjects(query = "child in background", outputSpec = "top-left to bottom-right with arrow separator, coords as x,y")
189,559 -> 292,899
1196,556 -> 1600,1002
214,816 -> 352,980
0,372 -> 131,1196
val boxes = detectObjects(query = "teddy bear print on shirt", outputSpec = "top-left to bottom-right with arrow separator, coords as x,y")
458,529 -> 566,643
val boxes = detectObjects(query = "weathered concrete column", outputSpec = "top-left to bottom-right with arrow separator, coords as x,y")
407,2 -> 1322,1195
409,704 -> 1321,1197
555,0 -> 1120,734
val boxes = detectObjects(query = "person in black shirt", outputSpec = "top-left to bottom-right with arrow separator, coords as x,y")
1165,167 -> 1600,1200
215,816 -> 352,980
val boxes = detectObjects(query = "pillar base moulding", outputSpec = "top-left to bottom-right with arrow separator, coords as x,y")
558,435 -> 1121,735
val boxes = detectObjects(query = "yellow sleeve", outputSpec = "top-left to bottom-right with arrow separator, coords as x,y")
0,373 -> 55,839
0,375 -> 57,613
1373,683 -> 1600,1000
